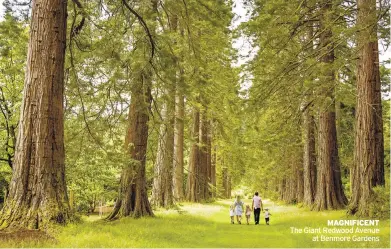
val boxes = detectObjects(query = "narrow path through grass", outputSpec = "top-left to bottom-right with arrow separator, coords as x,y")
0,199 -> 389,248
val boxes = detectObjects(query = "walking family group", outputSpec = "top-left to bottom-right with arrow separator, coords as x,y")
229,192 -> 271,225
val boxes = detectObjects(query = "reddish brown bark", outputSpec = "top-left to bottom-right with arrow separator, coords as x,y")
151,99 -> 175,207
199,111 -> 208,200
349,0 -> 385,216
173,88 -> 185,201
0,0 -> 69,230
303,108 -> 317,206
186,108 -> 200,202
210,144 -> 217,198
313,0 -> 347,211
107,72 -> 153,220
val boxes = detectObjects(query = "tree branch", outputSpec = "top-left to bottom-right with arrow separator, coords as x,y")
71,0 -> 86,37
122,0 -> 156,61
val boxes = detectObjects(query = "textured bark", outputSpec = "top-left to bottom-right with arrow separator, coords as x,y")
211,145 -> 217,198
107,72 -> 153,220
227,175 -> 232,199
198,111 -> 208,200
282,176 -> 297,203
186,109 -> 200,202
303,107 -> 317,206
206,121 -> 213,198
0,0 -> 69,230
173,59 -> 185,201
372,12 -> 385,187
151,10 -> 178,208
302,11 -> 317,207
186,105 -> 213,202
151,100 -> 175,207
221,166 -> 231,199
281,158 -> 303,204
313,0 -> 347,211
107,0 -> 157,219
349,0 -> 384,216
296,162 -> 304,203
314,112 -> 347,210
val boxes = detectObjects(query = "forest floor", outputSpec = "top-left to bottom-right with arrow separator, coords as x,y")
0,199 -> 389,248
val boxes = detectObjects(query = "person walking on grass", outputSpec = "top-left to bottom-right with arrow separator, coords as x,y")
264,208 -> 271,225
252,192 -> 263,225
234,196 -> 244,224
245,205 -> 251,225
229,204 -> 235,224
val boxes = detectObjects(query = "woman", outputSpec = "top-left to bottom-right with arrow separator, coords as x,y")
233,196 -> 244,224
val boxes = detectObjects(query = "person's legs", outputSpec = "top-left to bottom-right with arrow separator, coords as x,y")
253,209 -> 256,224
254,208 -> 260,224
266,217 -> 269,225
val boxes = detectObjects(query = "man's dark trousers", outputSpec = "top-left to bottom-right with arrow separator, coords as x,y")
254,208 -> 261,224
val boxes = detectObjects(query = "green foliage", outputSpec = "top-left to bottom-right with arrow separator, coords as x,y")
0,13 -> 28,205
0,13 -> 27,166
368,178 -> 390,219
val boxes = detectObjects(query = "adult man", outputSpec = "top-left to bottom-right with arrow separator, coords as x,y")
252,192 -> 263,225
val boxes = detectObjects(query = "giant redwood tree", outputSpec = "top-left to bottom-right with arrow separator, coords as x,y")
313,0 -> 347,211
0,0 -> 70,229
173,70 -> 185,201
303,105 -> 317,207
186,105 -> 213,202
186,108 -> 201,202
151,98 -> 175,207
107,72 -> 154,219
107,0 -> 155,219
349,0 -> 385,216
151,8 -> 178,208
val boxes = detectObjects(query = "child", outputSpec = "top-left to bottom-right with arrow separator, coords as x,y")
229,205 -> 235,224
234,196 -> 244,224
264,208 -> 271,225
245,205 -> 251,225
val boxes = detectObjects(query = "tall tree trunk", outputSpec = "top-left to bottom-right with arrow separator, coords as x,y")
349,0 -> 384,216
303,106 -> 317,206
173,83 -> 185,201
206,120 -> 213,198
226,174 -> 232,199
313,0 -> 347,211
0,0 -> 69,230
107,0 -> 157,219
151,93 -> 175,207
279,179 -> 286,200
221,164 -> 231,199
186,108 -> 200,202
198,110 -> 208,200
172,17 -> 185,202
373,60 -> 384,186
296,161 -> 304,203
211,144 -> 217,198
282,158 -> 302,204
302,9 -> 317,207
107,72 -> 154,220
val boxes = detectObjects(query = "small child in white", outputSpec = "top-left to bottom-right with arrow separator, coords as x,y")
264,208 -> 271,225
229,205 -> 235,224
245,205 -> 251,225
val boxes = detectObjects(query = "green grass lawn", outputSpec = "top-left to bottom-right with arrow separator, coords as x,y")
0,199 -> 389,248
